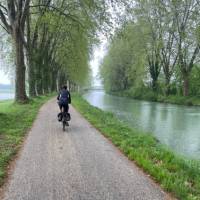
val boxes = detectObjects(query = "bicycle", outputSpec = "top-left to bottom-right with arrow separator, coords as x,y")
57,104 -> 71,131
61,111 -> 71,131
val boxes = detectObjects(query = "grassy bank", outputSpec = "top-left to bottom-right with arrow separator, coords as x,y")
0,94 -> 54,186
116,89 -> 200,106
72,94 -> 200,200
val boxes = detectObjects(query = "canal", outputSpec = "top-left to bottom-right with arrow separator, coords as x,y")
83,90 -> 200,159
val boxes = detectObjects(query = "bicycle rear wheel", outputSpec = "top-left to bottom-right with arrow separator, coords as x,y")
62,121 -> 66,131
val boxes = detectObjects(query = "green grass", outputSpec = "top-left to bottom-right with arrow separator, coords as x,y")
72,94 -> 200,200
157,95 -> 200,106
120,89 -> 200,106
0,94 -> 55,186
109,88 -> 200,106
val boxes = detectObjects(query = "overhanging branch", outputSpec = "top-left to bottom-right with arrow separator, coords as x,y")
29,4 -> 85,28
0,7 -> 11,33
0,23 -> 9,33
21,0 -> 31,25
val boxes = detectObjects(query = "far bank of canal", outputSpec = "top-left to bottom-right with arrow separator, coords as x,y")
83,90 -> 200,160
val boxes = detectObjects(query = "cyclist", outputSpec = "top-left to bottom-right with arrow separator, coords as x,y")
57,85 -> 71,122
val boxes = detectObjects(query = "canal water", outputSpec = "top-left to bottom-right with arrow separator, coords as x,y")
0,91 -> 14,101
83,90 -> 200,159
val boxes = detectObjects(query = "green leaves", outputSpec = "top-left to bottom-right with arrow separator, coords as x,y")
28,0 -> 111,90
101,0 -> 200,96
100,22 -> 146,92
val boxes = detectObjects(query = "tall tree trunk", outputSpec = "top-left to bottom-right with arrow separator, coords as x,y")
152,78 -> 158,91
35,63 -> 43,95
183,74 -> 189,96
28,59 -> 36,97
29,70 -> 36,96
165,76 -> 170,96
13,26 -> 28,102
56,72 -> 60,92
36,80 -> 43,95
51,71 -> 57,92
42,70 -> 49,94
27,10 -> 36,97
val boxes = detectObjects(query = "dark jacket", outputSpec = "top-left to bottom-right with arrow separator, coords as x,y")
57,89 -> 71,104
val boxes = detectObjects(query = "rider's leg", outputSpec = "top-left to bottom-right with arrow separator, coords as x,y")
63,104 -> 69,126
64,104 -> 69,113
58,103 -> 65,121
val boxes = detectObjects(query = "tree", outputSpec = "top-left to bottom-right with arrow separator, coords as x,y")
103,0 -> 200,97
171,0 -> 200,96
0,0 -> 30,102
133,1 -> 163,91
100,22 -> 146,92
0,0 -> 113,101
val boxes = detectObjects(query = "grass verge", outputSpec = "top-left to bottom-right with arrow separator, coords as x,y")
0,94 -> 55,186
72,94 -> 200,200
157,95 -> 200,106
117,89 -> 200,106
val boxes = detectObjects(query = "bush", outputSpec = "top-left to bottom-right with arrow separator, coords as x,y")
124,85 -> 158,101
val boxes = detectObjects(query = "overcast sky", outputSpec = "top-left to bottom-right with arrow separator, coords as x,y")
0,59 -> 10,84
0,71 -> 10,84
90,35 -> 108,86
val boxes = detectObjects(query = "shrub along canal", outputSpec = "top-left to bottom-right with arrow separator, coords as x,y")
83,90 -> 200,160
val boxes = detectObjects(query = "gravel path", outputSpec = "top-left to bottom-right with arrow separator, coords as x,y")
3,98 -> 171,200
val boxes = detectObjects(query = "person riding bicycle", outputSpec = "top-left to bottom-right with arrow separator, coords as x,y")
57,85 -> 71,122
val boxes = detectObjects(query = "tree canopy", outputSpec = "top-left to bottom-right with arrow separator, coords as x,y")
0,0 -> 121,102
100,0 -> 200,97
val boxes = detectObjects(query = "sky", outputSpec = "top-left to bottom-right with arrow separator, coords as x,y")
89,2 -> 125,87
90,36 -> 108,87
0,70 -> 10,84
0,31 -> 11,85
0,59 -> 10,84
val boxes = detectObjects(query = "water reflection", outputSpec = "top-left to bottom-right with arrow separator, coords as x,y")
83,90 -> 200,159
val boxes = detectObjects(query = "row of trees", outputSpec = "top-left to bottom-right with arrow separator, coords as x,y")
0,0 -> 115,102
101,0 -> 200,97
